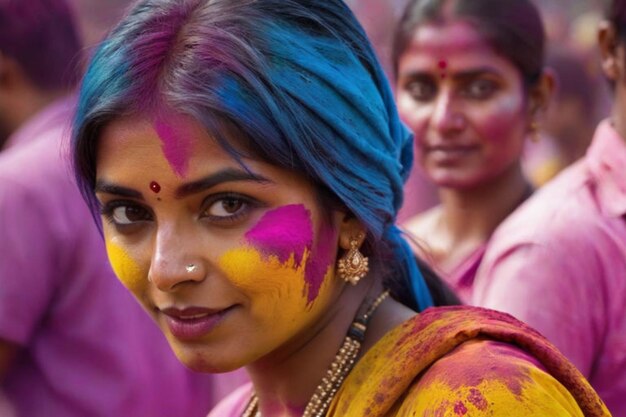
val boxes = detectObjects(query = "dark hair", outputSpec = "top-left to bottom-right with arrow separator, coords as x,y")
72,0 -> 437,311
607,0 -> 626,41
0,0 -> 83,91
392,0 -> 545,87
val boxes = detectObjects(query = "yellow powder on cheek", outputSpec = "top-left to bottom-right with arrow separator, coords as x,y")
219,247 -> 334,331
105,240 -> 146,293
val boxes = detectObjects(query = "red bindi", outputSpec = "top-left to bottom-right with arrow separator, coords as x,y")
149,181 -> 161,193
438,60 -> 448,79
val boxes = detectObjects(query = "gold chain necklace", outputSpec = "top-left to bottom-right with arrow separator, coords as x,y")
241,290 -> 390,417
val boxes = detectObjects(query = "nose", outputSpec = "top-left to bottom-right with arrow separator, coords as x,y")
148,223 -> 205,292
431,90 -> 466,135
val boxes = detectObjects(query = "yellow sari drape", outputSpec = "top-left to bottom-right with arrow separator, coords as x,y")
329,306 -> 610,417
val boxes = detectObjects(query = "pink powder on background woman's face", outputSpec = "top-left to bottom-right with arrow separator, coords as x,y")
396,21 -> 530,189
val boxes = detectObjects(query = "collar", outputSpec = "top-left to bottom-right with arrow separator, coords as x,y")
586,119 -> 626,218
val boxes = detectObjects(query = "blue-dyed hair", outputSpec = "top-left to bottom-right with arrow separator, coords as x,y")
71,0 -> 434,311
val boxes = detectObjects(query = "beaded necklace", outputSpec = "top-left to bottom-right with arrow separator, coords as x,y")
241,290 -> 390,417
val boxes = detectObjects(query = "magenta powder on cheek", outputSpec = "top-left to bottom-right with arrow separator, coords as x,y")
245,204 -> 314,266
154,117 -> 193,177
303,221 -> 335,303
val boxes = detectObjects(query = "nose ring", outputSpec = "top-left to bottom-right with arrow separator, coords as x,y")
185,264 -> 198,273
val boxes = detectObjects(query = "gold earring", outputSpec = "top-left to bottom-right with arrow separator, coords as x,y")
337,234 -> 369,286
529,121 -> 540,142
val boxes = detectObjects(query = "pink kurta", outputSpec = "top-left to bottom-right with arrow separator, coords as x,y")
473,119 -> 626,415
442,244 -> 487,304
0,98 -> 248,417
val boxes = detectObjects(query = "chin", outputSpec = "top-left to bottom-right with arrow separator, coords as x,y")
172,343 -> 249,374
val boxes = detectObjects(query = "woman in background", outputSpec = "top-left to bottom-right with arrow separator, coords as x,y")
71,0 -> 608,415
395,0 -> 553,302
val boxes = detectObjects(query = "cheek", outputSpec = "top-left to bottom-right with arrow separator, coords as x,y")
105,240 -> 145,294
218,247 -> 334,322
472,95 -> 527,149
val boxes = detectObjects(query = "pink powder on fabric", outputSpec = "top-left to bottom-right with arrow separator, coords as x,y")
453,401 -> 468,415
245,204 -> 313,267
154,117 -> 193,177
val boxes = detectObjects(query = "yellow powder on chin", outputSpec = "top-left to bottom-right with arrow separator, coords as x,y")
105,240 -> 144,292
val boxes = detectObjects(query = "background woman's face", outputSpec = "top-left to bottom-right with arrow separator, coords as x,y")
95,115 -> 343,372
396,21 -> 531,189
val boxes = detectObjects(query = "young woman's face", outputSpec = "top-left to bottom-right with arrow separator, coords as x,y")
95,115 -> 344,372
396,21 -> 531,189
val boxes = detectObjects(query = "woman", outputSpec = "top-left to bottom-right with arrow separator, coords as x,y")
71,0 -> 609,415
394,0 -> 553,302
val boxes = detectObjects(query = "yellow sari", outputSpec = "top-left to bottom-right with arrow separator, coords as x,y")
329,306 -> 610,416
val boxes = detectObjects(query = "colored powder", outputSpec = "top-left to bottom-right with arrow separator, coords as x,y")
245,204 -> 313,266
154,116 -> 193,177
303,220 -> 336,303
218,246 -> 334,329
105,240 -> 144,292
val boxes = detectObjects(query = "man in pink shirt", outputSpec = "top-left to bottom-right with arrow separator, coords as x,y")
0,1 -> 246,415
473,2 -> 626,414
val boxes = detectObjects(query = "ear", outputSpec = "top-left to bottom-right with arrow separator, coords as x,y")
336,212 -> 367,251
528,69 -> 556,117
598,20 -> 623,81
0,53 -> 26,91
526,68 -> 556,130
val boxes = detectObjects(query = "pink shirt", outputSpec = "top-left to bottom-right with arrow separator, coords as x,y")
0,98 -> 248,417
473,119 -> 626,415
443,244 -> 486,304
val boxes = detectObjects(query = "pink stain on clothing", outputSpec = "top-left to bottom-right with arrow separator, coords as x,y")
467,388 -> 488,410
154,116 -> 193,177
245,204 -> 313,267
453,401 -> 467,415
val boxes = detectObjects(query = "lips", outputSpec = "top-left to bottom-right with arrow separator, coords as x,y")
425,143 -> 479,163
160,306 -> 232,341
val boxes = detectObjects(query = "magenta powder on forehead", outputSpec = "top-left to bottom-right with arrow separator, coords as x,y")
245,204 -> 314,267
154,117 -> 193,177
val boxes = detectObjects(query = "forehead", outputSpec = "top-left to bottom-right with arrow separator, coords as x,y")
96,115 -> 232,176
398,20 -> 514,73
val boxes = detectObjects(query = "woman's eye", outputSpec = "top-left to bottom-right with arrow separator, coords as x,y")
464,79 -> 498,99
405,80 -> 437,101
111,205 -> 152,225
204,197 -> 247,218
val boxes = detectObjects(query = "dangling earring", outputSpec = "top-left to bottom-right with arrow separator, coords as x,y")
337,234 -> 369,286
529,121 -> 540,142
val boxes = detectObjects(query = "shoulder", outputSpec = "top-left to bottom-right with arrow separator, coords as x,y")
484,163 -> 620,267
401,339 -> 585,416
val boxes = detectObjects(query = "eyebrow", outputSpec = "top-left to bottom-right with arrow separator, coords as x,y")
95,168 -> 272,200
401,67 -> 500,81
175,168 -> 272,198
94,181 -> 145,199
